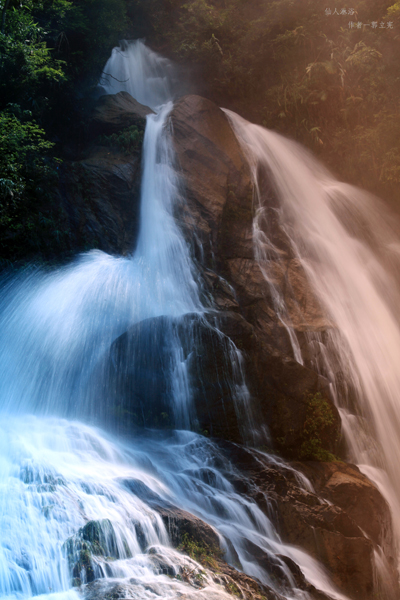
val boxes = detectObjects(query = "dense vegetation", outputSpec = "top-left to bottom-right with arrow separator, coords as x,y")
135,0 -> 400,204
0,0 -> 128,264
1,0 -> 399,263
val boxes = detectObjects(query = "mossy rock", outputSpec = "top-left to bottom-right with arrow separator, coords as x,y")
64,519 -> 129,585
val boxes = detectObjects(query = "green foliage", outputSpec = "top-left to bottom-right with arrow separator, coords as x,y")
99,125 -> 144,155
0,108 -> 72,263
0,0 -> 128,264
0,3 -> 67,112
299,393 -> 339,462
0,109 -> 55,188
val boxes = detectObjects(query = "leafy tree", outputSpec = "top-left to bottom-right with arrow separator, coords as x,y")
0,0 -> 129,264
0,108 -> 70,263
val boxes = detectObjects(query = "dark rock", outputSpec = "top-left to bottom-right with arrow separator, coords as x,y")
206,311 -> 340,458
170,95 -> 332,355
157,504 -> 220,550
60,147 -> 141,255
168,95 -> 340,458
170,95 -> 254,264
213,560 -> 287,600
91,91 -> 154,136
107,308 -> 339,456
277,555 -> 333,600
107,313 -> 249,441
121,476 -> 219,549
64,519 -> 124,585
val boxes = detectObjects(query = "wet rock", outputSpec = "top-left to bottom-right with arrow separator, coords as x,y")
60,146 -> 141,255
59,91 -> 149,256
108,308 -> 339,455
274,491 -> 375,596
121,476 -> 220,549
91,91 -> 154,136
170,95 -> 254,263
277,554 -> 332,600
82,561 -> 286,600
222,444 -> 398,600
168,94 -> 340,458
298,461 -> 397,557
170,95 -> 332,353
64,519 -> 122,585
201,269 -> 241,312
158,504 -> 220,550
213,560 -> 287,600
207,311 -> 340,458
108,313 -> 248,441
253,356 -> 340,460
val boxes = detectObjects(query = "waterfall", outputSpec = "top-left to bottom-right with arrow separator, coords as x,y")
226,109 -> 400,571
100,39 -> 175,109
0,39 -> 358,600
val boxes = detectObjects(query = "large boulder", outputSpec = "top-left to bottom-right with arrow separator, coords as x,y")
202,311 -> 341,459
298,461 -> 396,551
107,310 -> 340,457
58,91 -> 153,255
107,313 -> 248,441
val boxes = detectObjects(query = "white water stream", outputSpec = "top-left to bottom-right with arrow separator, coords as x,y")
227,110 -> 400,576
0,41 -> 350,600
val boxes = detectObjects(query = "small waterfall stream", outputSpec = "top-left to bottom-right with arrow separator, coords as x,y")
0,40 -> 352,600
226,110 -> 400,576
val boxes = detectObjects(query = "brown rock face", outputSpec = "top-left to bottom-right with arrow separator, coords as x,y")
58,91 -> 398,600
299,461 -> 396,551
171,96 -> 331,348
91,91 -> 154,136
222,444 -> 399,600
170,95 -> 254,262
169,95 -> 339,459
166,94 -> 398,599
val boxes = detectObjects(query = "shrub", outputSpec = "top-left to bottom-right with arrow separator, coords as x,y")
299,393 -> 339,462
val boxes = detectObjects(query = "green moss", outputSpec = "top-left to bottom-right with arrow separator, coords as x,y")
226,582 -> 241,597
299,393 -> 339,462
177,532 -> 223,569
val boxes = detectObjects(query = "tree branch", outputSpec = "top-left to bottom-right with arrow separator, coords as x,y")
100,71 -> 129,83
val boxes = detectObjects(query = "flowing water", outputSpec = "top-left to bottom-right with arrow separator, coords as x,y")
226,110 -> 400,575
0,40 -> 353,600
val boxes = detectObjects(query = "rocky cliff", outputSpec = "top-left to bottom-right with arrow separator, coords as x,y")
59,90 -> 399,600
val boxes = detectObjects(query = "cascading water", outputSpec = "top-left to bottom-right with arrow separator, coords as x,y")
100,40 -> 175,109
0,39 -> 352,600
226,109 -> 400,579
